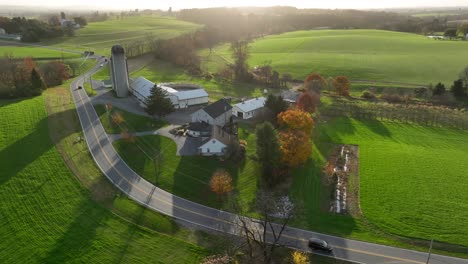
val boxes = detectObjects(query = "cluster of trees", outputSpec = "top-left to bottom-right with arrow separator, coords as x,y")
178,7 -> 462,37
323,98 -> 468,129
0,11 -> 90,42
0,16 -> 64,42
256,106 -> 314,185
0,56 -> 70,98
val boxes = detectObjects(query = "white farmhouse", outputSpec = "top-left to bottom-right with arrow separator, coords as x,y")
191,99 -> 232,126
130,76 -> 209,109
198,125 -> 234,156
232,97 -> 266,119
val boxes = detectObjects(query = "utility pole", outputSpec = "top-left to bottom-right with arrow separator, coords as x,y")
426,239 -> 433,264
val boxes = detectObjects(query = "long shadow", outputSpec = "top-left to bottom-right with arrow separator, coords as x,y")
40,201 -> 109,263
355,118 -> 392,138
0,109 -> 77,185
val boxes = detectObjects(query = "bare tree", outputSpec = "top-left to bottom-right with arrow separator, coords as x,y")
234,191 -> 295,263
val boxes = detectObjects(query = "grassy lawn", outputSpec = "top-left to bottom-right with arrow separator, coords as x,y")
83,82 -> 97,96
42,16 -> 201,55
292,117 -> 468,249
113,124 -> 260,210
0,92 -> 210,263
94,104 -> 167,134
0,46 -> 80,59
199,29 -> 468,86
131,60 -> 272,101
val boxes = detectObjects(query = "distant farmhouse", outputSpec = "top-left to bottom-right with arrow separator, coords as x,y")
131,76 -> 209,109
232,97 -> 266,119
0,27 -> 21,41
60,19 -> 80,29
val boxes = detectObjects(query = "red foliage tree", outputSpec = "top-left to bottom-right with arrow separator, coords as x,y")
297,91 -> 320,113
304,73 -> 326,92
333,76 -> 350,96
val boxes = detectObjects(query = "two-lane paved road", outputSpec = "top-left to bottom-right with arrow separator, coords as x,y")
71,59 -> 468,264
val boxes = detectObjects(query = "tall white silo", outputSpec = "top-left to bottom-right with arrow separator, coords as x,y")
109,45 -> 129,97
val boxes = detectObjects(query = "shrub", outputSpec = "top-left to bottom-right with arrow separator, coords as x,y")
361,90 -> 376,100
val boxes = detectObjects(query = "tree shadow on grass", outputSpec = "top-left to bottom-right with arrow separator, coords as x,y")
40,201 -> 110,263
355,118 -> 392,138
0,109 -> 77,186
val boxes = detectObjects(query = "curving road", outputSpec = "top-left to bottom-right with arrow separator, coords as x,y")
71,58 -> 468,264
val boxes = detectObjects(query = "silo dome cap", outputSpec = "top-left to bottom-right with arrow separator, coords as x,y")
111,45 -> 125,54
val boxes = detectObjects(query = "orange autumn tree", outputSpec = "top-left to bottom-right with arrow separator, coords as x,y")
277,109 -> 314,167
333,76 -> 350,96
277,109 -> 314,134
210,170 -> 233,198
279,130 -> 311,167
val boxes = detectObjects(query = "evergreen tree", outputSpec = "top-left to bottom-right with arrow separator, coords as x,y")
255,122 -> 280,182
451,79 -> 466,98
432,82 -> 446,96
30,68 -> 44,95
144,85 -> 174,118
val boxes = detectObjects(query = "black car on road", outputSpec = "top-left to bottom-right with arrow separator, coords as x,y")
308,238 -> 333,252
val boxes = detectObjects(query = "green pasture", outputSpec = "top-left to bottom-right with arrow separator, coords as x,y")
113,124 -> 260,210
0,46 -> 80,59
94,104 -> 167,134
42,16 -> 201,54
0,96 -> 209,263
307,118 -> 468,247
199,29 -> 468,86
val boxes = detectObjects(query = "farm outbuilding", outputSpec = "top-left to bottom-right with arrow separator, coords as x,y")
232,97 -> 266,119
130,76 -> 209,109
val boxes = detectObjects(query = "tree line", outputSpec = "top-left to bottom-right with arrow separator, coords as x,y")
0,11 -> 90,42
0,56 -> 71,98
177,7 -> 464,36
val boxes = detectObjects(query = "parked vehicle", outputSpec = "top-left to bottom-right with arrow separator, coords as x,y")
308,238 -> 333,252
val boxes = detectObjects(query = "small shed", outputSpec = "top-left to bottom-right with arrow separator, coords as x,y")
232,97 -> 266,119
191,99 -> 232,126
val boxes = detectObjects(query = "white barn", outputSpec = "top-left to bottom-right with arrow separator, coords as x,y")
198,125 -> 234,156
232,97 -> 266,119
191,99 -> 232,126
130,76 -> 208,109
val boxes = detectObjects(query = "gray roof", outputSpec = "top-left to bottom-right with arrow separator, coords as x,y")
203,99 -> 232,119
234,97 -> 266,112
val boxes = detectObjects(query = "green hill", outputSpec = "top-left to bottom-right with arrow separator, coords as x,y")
200,29 -> 468,85
43,16 -> 201,54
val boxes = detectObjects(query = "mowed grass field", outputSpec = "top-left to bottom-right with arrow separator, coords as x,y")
200,29 -> 468,85
0,96 -> 209,263
314,118 -> 468,246
43,16 -> 201,54
0,46 -> 80,59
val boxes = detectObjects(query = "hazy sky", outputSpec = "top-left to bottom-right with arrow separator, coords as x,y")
3,0 -> 468,10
